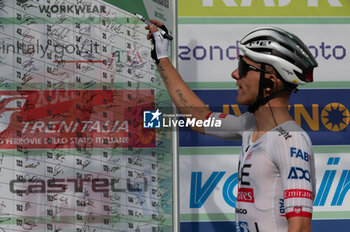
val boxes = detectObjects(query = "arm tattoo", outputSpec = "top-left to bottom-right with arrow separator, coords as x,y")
175,89 -> 190,107
157,64 -> 168,82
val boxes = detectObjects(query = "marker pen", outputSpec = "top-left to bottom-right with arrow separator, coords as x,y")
135,13 -> 173,41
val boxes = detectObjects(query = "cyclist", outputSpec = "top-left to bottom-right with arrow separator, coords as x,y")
146,20 -> 317,232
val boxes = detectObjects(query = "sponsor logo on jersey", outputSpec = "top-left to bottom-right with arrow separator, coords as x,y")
279,199 -> 286,216
276,127 -> 292,140
288,167 -> 311,182
237,187 -> 254,203
218,113 -> 228,118
245,151 -> 253,160
251,141 -> 262,150
290,147 -> 310,162
235,207 -> 247,214
284,189 -> 313,200
293,206 -> 302,214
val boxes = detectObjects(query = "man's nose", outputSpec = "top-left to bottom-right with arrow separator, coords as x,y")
232,68 -> 240,80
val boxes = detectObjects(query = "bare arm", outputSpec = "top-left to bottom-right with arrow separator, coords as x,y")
288,217 -> 312,232
156,58 -> 210,133
147,20 -> 210,133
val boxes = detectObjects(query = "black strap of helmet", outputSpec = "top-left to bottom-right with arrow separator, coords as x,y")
247,64 -> 287,113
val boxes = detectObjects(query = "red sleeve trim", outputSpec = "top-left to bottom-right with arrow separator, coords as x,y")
205,112 -> 213,120
286,211 -> 312,219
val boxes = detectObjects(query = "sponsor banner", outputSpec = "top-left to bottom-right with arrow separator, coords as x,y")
180,153 -> 350,215
0,90 -> 156,149
180,154 -> 238,214
180,220 -> 350,232
178,0 -> 350,17
180,89 -> 350,146
178,24 -> 349,83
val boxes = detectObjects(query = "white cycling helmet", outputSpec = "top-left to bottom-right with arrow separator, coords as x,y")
238,27 -> 318,85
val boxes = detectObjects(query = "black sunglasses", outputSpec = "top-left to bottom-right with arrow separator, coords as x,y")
238,55 -> 271,77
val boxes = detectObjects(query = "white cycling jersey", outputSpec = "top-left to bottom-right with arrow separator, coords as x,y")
205,112 -> 316,232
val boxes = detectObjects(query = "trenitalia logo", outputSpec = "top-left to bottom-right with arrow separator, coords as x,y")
178,0 -> 350,17
0,90 -> 156,149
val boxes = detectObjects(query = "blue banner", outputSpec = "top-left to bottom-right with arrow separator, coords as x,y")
180,89 -> 350,147
180,220 -> 350,232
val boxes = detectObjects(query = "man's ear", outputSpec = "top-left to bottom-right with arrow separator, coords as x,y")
264,73 -> 282,93
264,77 -> 274,90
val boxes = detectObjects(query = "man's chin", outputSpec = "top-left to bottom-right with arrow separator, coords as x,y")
236,98 -> 250,106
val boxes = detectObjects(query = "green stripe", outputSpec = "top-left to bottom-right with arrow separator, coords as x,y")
313,146 -> 350,153
180,213 -> 235,222
180,146 -> 350,155
179,17 -> 350,24
103,0 -> 149,19
3,16 -> 350,25
313,211 -> 350,219
0,215 -> 172,226
187,82 -> 238,89
0,148 -> 163,157
180,211 -> 350,222
0,17 -> 141,25
2,81 -> 348,90
0,82 -> 157,90
186,81 -> 350,89
180,147 -> 241,155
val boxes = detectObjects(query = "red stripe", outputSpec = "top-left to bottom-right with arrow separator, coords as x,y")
205,112 -> 213,120
53,60 -> 104,63
286,211 -> 312,219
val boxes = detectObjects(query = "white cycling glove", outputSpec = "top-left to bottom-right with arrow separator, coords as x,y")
150,25 -> 169,64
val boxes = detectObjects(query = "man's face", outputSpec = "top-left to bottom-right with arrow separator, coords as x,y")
231,56 -> 261,105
